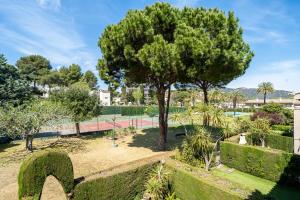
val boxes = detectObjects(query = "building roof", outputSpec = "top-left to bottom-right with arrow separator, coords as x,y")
245,99 -> 293,104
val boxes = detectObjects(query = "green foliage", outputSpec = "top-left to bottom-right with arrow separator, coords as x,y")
247,133 -> 293,153
51,83 -> 101,123
220,141 -> 300,183
257,82 -> 274,104
145,105 -> 157,117
82,70 -> 98,89
168,163 -> 242,200
132,88 -> 143,105
249,118 -> 271,147
0,54 -> 32,105
18,150 -> 74,200
236,117 -> 252,133
16,55 -> 52,86
73,163 -> 154,200
121,106 -> 146,116
261,103 -> 284,113
144,164 -> 171,200
272,125 -> 293,137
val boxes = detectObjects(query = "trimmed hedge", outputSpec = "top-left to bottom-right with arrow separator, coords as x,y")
167,163 -> 242,200
246,133 -> 293,153
18,150 -> 74,200
72,163 -> 154,200
101,106 -> 185,116
220,142 -> 300,183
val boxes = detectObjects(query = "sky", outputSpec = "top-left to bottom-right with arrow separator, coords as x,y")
1,0 -> 300,92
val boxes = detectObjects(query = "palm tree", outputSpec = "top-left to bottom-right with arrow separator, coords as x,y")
210,107 -> 224,127
229,90 -> 245,116
257,82 -> 274,104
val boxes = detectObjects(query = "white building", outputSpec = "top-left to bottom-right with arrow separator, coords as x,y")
99,89 -> 111,106
294,93 -> 300,154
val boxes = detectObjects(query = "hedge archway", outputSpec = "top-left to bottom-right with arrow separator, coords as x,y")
18,150 -> 74,200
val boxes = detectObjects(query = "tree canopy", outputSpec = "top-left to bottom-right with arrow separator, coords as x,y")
0,54 -> 32,106
82,70 -> 98,89
97,2 -> 253,149
257,82 -> 274,104
16,55 -> 52,87
50,82 -> 101,136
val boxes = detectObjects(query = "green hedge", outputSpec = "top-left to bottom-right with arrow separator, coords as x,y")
72,163 -> 154,200
246,133 -> 293,153
18,150 -> 74,200
220,142 -> 300,183
101,106 -> 185,116
167,163 -> 242,200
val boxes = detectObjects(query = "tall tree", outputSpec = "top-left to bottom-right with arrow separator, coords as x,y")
257,82 -> 274,104
132,88 -> 143,105
40,70 -> 63,89
51,82 -> 101,136
67,64 -> 82,85
16,55 -> 52,87
0,54 -> 32,105
176,8 -> 254,104
98,3 -> 184,150
82,70 -> 98,89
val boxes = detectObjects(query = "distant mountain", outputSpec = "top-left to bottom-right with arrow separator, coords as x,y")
221,87 -> 293,100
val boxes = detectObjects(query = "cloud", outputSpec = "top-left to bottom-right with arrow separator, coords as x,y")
228,59 -> 300,91
36,0 -> 61,10
0,1 -> 97,71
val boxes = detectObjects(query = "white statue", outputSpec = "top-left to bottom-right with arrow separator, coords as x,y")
239,133 -> 247,145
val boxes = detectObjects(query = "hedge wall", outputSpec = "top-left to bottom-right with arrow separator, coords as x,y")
72,163 -> 154,200
246,133 -> 293,153
167,163 -> 242,200
220,142 -> 300,183
101,106 -> 185,116
18,150 -> 74,200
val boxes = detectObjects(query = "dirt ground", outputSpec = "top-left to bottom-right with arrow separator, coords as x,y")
0,129 -> 181,200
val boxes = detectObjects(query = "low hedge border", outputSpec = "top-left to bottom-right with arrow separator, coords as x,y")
246,133 -> 293,153
166,160 -> 250,200
72,163 -> 155,200
220,141 -> 300,184
18,150 -> 74,200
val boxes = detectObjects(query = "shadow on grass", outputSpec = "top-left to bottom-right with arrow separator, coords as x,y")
246,155 -> 300,200
128,126 -> 187,152
0,142 -> 20,152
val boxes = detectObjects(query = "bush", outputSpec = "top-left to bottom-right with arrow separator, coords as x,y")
261,103 -> 284,113
251,111 -> 284,125
220,142 -> 300,183
73,163 -> 155,200
247,133 -> 293,153
18,150 -> 74,200
101,106 -> 122,115
272,125 -> 293,137
167,162 -> 242,200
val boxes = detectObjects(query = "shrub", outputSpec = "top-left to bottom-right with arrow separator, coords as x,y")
167,162 -> 242,200
272,125 -> 293,137
247,133 -> 293,153
236,117 -> 252,133
261,103 -> 284,113
220,142 -> 300,183
18,150 -> 74,200
251,111 -> 284,125
72,163 -> 155,200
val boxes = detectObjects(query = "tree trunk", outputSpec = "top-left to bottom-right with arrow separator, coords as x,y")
203,88 -> 209,105
204,154 -> 210,171
261,138 -> 265,147
25,134 -> 33,151
263,92 -> 267,104
157,88 -> 166,151
75,122 -> 80,137
164,87 -> 171,143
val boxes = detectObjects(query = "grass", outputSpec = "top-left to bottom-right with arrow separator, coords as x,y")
212,165 -> 300,200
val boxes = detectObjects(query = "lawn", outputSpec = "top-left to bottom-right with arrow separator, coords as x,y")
212,165 -> 300,200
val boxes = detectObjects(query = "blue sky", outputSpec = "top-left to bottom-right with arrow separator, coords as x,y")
1,0 -> 300,91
